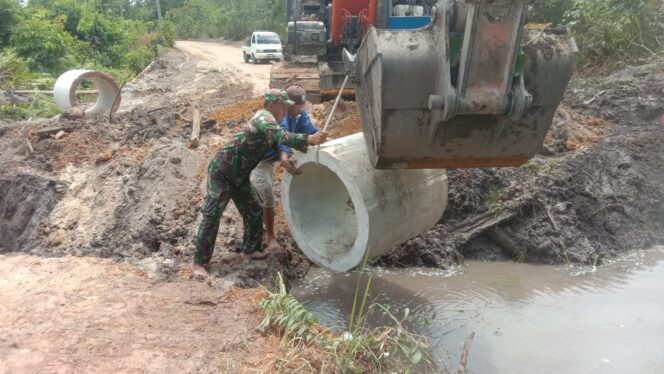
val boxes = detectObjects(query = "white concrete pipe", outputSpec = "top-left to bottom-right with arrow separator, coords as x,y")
281,133 -> 448,272
53,70 -> 120,115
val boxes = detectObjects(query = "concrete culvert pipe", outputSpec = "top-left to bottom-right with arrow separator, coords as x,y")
282,133 -> 448,272
54,70 -> 121,116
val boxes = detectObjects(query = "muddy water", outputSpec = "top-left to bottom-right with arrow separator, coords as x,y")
292,247 -> 664,373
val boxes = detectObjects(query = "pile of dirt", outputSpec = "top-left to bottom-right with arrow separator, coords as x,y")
0,47 -> 307,288
376,61 -> 664,268
210,97 -> 263,125
309,100 -> 362,138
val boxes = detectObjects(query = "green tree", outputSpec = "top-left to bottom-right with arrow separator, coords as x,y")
0,0 -> 20,47
48,0 -> 85,36
165,0 -> 221,39
10,10 -> 81,73
165,0 -> 287,40
130,0 -> 185,20
530,0 -> 574,25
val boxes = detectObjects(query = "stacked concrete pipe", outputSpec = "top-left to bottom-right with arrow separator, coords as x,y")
281,133 -> 448,272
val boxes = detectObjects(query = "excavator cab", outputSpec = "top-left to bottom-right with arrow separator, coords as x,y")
276,0 -> 433,102
348,0 -> 578,169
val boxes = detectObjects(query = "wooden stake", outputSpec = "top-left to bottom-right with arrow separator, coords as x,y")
26,138 -> 34,154
189,108 -> 201,148
109,76 -> 130,124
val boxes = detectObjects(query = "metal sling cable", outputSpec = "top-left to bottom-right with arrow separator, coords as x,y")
316,74 -> 350,164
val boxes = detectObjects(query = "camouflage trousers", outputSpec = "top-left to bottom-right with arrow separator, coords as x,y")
194,158 -> 263,265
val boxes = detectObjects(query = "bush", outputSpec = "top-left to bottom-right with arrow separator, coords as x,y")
565,0 -> 664,65
10,10 -> 81,74
124,46 -> 154,74
157,20 -> 176,48
532,0 -> 664,67
0,93 -> 61,121
77,11 -> 125,53
0,49 -> 34,90
530,0 -> 574,25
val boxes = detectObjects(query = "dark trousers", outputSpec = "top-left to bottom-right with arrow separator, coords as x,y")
194,159 -> 263,265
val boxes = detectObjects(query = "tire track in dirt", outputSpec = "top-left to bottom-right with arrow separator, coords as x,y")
175,41 -> 273,96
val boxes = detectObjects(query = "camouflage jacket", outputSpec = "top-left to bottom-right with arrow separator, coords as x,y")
215,109 -> 308,185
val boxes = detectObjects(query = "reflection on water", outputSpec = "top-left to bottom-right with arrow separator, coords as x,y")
292,247 -> 664,373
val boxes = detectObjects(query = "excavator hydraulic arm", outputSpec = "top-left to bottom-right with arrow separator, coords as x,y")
347,0 -> 578,169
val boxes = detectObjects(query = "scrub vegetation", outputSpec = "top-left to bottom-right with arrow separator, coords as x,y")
531,0 -> 664,67
0,0 -> 176,120
258,273 -> 437,373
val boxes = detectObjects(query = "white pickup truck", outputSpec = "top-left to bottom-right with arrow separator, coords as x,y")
242,31 -> 284,63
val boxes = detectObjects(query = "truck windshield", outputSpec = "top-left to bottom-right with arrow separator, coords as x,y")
257,35 -> 281,44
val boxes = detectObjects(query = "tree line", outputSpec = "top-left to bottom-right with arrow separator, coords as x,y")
164,0 -> 663,68
1,0 -> 662,120
165,0 -> 286,41
0,0 -> 178,119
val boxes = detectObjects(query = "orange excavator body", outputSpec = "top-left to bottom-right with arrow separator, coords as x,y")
330,0 -> 378,47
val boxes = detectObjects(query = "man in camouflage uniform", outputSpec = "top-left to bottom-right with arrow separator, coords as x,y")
192,89 -> 328,278
251,85 -> 319,253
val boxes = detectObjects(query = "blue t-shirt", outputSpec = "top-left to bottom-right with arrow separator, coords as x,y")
262,111 -> 319,162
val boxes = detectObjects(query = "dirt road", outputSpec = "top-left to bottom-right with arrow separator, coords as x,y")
175,41 -> 272,96
0,255 -> 279,373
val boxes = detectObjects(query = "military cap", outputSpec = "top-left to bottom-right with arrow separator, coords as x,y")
264,89 -> 295,106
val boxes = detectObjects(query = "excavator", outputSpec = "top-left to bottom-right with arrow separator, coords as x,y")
274,0 -> 577,169
271,0 -> 434,102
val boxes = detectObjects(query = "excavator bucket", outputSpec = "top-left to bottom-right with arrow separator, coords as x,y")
351,0 -> 578,169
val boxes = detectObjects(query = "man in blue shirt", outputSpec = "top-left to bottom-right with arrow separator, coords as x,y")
250,86 -> 319,252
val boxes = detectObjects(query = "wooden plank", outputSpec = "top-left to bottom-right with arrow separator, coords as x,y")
189,108 -> 201,148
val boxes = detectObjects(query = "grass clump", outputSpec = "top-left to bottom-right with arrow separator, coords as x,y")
258,272 -> 437,373
258,272 -> 321,346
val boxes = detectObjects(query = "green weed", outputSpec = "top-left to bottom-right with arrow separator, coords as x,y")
486,188 -> 507,207
257,265 -> 438,373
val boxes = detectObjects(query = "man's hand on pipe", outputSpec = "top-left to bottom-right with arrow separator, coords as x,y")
280,152 -> 302,176
307,131 -> 328,145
